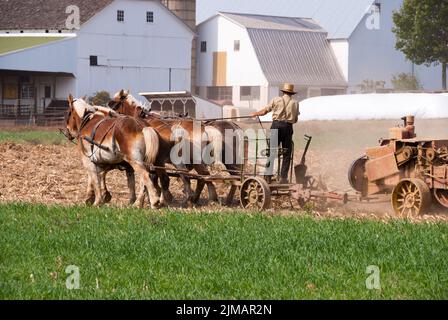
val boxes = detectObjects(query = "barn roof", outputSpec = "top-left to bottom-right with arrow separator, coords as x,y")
0,0 -> 195,34
220,12 -> 347,87
220,12 -> 325,33
197,0 -> 375,39
0,0 -> 114,30
0,36 -> 69,55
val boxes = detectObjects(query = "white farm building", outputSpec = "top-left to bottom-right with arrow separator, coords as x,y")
0,0 -> 195,124
196,0 -> 443,110
196,12 -> 347,110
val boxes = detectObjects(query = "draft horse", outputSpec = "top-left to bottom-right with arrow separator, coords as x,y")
65,95 -> 161,208
110,90 -> 219,206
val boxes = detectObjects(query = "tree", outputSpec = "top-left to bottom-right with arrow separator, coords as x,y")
392,0 -> 448,90
89,91 -> 111,106
391,73 -> 422,91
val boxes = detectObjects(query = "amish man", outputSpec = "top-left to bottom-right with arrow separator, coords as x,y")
251,83 -> 300,184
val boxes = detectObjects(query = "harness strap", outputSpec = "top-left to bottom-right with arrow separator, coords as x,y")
89,117 -> 110,156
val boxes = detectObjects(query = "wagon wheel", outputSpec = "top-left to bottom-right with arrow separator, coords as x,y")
391,179 -> 431,217
348,156 -> 368,193
240,177 -> 272,210
433,189 -> 448,210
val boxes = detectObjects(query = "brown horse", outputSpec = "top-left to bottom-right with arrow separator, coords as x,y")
109,90 -> 244,172
111,90 -> 219,206
63,105 -> 137,206
66,95 -> 161,208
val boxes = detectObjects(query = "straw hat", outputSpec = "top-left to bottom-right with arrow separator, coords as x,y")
280,83 -> 297,95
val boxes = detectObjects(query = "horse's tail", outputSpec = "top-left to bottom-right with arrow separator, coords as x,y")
205,125 -> 225,168
142,127 -> 159,164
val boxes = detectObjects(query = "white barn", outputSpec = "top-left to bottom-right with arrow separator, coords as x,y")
196,0 -> 443,96
0,0 -> 194,122
196,12 -> 347,110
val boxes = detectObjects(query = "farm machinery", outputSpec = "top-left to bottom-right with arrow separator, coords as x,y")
226,134 -> 348,210
349,116 -> 448,216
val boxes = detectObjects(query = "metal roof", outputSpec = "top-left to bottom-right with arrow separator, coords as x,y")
139,91 -> 192,99
220,13 -> 347,87
198,0 -> 375,39
220,12 -> 325,32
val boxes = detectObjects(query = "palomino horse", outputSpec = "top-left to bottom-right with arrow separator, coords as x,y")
63,104 -> 137,206
110,90 -> 244,172
65,95 -> 161,208
111,90 -> 219,206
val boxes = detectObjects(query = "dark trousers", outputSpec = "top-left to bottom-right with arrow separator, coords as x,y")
268,121 -> 293,180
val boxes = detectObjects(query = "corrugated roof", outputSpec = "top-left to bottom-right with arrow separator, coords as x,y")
248,28 -> 347,87
220,12 -> 324,32
198,0 -> 375,39
219,13 -> 347,87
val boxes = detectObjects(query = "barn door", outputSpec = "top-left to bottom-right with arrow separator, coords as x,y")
213,51 -> 227,86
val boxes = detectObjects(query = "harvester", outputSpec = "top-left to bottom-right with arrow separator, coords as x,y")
349,116 -> 448,216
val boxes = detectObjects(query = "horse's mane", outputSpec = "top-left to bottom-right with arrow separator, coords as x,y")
73,98 -> 113,119
113,91 -> 150,112
128,94 -> 151,111
73,99 -> 96,118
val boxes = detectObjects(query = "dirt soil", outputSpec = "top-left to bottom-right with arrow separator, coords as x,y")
0,141 -> 446,223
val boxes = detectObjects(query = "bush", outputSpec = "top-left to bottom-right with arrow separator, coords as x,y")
391,73 -> 422,91
89,91 -> 111,106
358,79 -> 386,93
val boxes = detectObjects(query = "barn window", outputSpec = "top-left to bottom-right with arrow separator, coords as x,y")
200,41 -> 207,53
146,11 -> 154,23
207,86 -> 232,101
117,10 -> 124,22
234,40 -> 240,52
21,85 -> 35,99
90,55 -> 98,66
240,86 -> 260,101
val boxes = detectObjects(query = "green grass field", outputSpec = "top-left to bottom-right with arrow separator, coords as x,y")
0,129 -> 66,145
0,203 -> 446,300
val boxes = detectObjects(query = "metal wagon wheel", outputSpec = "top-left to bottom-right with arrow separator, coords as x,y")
391,179 -> 431,217
240,177 -> 272,210
433,189 -> 448,210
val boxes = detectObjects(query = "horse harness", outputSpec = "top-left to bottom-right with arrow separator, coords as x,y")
77,110 -> 121,162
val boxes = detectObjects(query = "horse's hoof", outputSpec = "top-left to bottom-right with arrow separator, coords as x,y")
181,201 -> 192,208
192,198 -> 200,204
85,196 -> 95,206
164,192 -> 174,204
150,201 -> 162,209
134,202 -> 143,209
103,191 -> 112,204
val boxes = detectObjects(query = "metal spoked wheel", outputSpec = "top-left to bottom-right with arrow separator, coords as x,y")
433,189 -> 448,210
391,179 -> 431,217
240,177 -> 272,210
